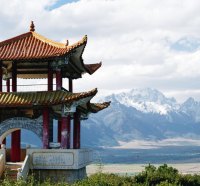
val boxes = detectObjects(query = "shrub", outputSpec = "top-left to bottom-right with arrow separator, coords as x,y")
135,164 -> 180,186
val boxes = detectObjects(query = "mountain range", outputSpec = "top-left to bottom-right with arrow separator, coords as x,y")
9,88 -> 200,148
81,88 -> 200,147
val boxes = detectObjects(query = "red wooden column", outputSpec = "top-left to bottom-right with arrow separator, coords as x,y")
48,62 -> 53,91
47,63 -> 54,143
0,61 -> 2,92
61,115 -> 70,148
11,130 -> 21,162
56,69 -> 62,143
73,111 -> 81,149
56,69 -> 62,90
11,61 -> 21,162
2,79 -> 10,146
43,108 -> 49,149
0,62 -> 4,147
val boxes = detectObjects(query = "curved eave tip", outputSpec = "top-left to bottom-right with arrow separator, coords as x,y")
105,101 -> 111,106
92,88 -> 98,95
83,35 -> 87,42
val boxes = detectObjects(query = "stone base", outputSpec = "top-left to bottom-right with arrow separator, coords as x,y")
32,167 -> 86,183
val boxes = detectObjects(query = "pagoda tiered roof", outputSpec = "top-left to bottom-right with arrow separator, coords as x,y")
0,89 -> 110,120
0,89 -> 97,107
0,22 -> 110,121
0,32 -> 85,61
0,22 -> 101,79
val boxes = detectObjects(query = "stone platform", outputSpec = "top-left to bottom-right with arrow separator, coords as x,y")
26,148 -> 93,183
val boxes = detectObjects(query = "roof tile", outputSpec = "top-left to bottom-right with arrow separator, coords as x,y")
0,32 -> 87,61
0,89 -> 97,107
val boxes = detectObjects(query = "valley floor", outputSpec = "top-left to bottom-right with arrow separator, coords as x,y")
87,163 -> 200,176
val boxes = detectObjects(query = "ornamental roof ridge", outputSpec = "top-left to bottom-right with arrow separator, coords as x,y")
0,31 -> 87,49
32,32 -> 66,48
0,31 -> 66,49
66,35 -> 87,50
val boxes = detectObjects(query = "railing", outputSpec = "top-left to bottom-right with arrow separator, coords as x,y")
17,155 -> 30,180
0,145 -> 6,178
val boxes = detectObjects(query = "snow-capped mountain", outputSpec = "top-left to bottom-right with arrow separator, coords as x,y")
180,97 -> 200,122
106,88 -> 179,115
81,88 -> 200,147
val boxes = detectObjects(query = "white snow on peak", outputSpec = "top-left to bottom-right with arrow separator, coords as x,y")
107,88 -> 179,115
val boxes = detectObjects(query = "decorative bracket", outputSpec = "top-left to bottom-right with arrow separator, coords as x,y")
62,96 -> 93,116
51,56 -> 69,70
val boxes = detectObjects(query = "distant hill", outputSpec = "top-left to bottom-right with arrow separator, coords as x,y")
81,88 -> 200,147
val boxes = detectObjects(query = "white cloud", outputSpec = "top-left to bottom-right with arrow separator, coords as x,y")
1,0 -> 200,102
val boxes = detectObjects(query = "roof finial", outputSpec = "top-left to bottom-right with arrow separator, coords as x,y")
30,21 -> 35,32
65,40 -> 69,46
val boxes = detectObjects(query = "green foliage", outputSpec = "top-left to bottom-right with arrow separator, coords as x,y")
178,174 -> 200,186
74,173 -> 135,186
1,164 -> 200,186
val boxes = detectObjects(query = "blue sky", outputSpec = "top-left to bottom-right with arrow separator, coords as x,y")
1,0 -> 200,102
48,0 -> 78,10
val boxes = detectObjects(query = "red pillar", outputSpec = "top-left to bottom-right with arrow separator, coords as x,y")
58,120 -> 61,143
43,108 -> 49,149
48,63 -> 53,91
66,116 -> 71,149
73,111 -> 81,149
56,69 -> 62,90
61,115 -> 71,149
11,130 -> 21,162
0,62 -> 3,147
0,61 -> 2,92
3,80 -> 10,147
12,62 -> 17,92
11,62 -> 21,162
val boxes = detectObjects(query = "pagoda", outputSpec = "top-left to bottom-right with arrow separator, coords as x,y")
0,21 -> 110,182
